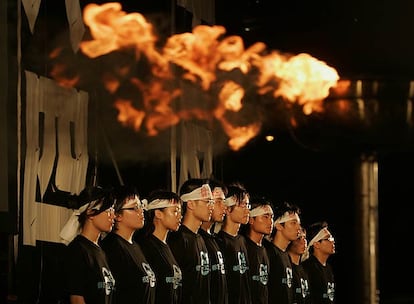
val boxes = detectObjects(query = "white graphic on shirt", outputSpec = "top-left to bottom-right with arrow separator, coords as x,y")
300,278 -> 309,298
232,251 -> 248,274
286,267 -> 293,288
252,263 -> 269,285
101,267 -> 115,295
142,262 -> 156,287
216,251 -> 226,274
166,264 -> 182,290
327,282 -> 335,301
196,251 -> 210,276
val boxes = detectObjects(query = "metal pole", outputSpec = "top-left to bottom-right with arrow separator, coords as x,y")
170,0 -> 177,192
356,153 -> 379,304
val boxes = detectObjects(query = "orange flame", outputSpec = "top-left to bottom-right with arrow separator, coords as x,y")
75,2 -> 340,151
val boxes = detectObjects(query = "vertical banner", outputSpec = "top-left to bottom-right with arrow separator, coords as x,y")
21,0 -> 42,33
23,71 -> 89,246
179,121 -> 213,188
0,0 -> 8,214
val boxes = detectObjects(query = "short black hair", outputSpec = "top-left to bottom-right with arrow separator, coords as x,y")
306,221 -> 329,242
179,178 -> 209,197
113,184 -> 140,213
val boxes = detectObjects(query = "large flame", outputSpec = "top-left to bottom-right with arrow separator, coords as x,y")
59,2 -> 340,151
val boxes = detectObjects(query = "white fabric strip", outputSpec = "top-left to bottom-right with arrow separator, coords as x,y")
22,0 -> 41,33
224,196 -> 237,207
308,227 -> 330,248
301,227 -> 330,262
122,195 -> 141,208
143,199 -> 177,211
60,203 -> 89,245
249,205 -> 273,217
274,211 -> 300,224
212,187 -> 225,200
180,184 -> 213,202
65,0 -> 85,52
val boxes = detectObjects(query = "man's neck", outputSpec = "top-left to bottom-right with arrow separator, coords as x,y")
183,215 -> 201,234
200,221 -> 213,234
272,234 -> 290,251
222,221 -> 240,237
248,231 -> 264,246
115,226 -> 134,244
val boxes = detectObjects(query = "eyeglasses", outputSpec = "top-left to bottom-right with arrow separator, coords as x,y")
198,199 -> 215,206
172,206 -> 182,216
237,201 -> 251,210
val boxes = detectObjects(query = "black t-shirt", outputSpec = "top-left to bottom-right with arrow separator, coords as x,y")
216,230 -> 252,304
64,234 -> 115,304
244,237 -> 270,304
167,225 -> 211,304
101,233 -> 156,304
139,234 -> 182,304
289,257 -> 311,304
199,229 -> 228,304
302,255 -> 335,304
264,239 -> 294,304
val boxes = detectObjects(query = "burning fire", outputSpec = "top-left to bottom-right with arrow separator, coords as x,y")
55,2 -> 340,151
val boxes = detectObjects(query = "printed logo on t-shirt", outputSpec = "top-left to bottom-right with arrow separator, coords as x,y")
196,251 -> 211,276
100,267 -> 115,295
216,251 -> 225,274
286,267 -> 293,288
327,282 -> 335,301
232,251 -> 248,274
166,264 -> 182,290
142,262 -> 156,287
252,263 -> 269,285
259,264 -> 269,285
300,278 -> 309,298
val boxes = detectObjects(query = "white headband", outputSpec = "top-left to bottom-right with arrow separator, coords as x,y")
180,184 -> 213,202
274,211 -> 300,224
224,196 -> 237,207
308,227 -> 330,248
249,205 -> 273,217
301,227 -> 330,262
212,187 -> 225,200
122,195 -> 142,208
143,198 -> 177,210
60,202 -> 90,245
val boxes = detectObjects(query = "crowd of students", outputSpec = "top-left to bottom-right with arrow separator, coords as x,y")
59,178 -> 336,304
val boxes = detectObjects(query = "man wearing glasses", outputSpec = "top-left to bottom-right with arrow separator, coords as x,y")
216,182 -> 252,304
301,221 -> 336,304
100,185 -> 156,304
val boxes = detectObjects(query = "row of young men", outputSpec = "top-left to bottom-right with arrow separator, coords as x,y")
60,177 -> 336,304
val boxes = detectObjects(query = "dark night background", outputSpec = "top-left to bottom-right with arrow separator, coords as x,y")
2,0 -> 414,303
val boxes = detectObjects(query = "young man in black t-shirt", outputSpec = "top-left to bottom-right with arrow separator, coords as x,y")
301,221 -> 336,304
240,196 -> 273,304
167,179 -> 214,304
199,179 -> 229,304
216,182 -> 252,304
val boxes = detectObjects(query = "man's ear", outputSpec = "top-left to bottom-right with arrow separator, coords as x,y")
186,200 -> 196,211
115,213 -> 123,222
248,217 -> 255,225
154,209 -> 163,220
274,222 -> 283,231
